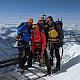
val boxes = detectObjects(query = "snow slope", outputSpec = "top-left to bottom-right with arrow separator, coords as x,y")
0,36 -> 18,73
0,37 -> 18,61
0,42 -> 79,80
44,43 -> 80,80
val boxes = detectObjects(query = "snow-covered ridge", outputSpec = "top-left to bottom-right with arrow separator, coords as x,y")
44,43 -> 80,80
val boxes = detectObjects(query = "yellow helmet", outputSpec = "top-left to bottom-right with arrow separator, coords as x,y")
32,24 -> 38,29
28,18 -> 33,23
39,17 -> 44,21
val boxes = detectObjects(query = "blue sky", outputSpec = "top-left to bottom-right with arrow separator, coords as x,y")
0,0 -> 80,24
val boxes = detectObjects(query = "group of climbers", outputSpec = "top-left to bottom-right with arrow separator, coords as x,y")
16,15 -> 64,74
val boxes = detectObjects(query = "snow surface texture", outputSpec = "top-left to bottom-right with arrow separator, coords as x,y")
43,43 -> 80,80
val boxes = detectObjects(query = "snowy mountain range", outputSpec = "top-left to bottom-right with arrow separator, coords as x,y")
63,24 -> 80,30
0,23 -> 80,39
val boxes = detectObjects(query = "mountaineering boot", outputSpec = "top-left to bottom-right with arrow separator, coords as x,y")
47,70 -> 51,75
53,67 -> 60,73
23,66 -> 28,70
39,55 -> 45,67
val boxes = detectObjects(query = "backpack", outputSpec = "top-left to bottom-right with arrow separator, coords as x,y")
55,20 -> 64,46
48,26 -> 59,43
55,21 -> 63,30
18,22 -> 25,28
16,22 -> 24,41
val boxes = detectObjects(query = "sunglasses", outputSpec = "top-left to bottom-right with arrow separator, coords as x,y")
47,20 -> 53,23
39,20 -> 44,23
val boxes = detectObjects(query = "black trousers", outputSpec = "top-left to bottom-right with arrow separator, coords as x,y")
50,44 -> 60,69
18,40 -> 30,68
33,48 -> 41,62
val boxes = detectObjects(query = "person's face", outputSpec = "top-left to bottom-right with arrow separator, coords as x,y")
28,22 -> 33,26
47,20 -> 53,25
38,20 -> 44,26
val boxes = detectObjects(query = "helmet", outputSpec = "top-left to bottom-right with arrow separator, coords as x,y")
46,16 -> 53,22
32,24 -> 38,29
28,18 -> 33,23
39,17 -> 44,21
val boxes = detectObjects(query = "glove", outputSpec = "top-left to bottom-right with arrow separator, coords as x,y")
16,36 -> 22,41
